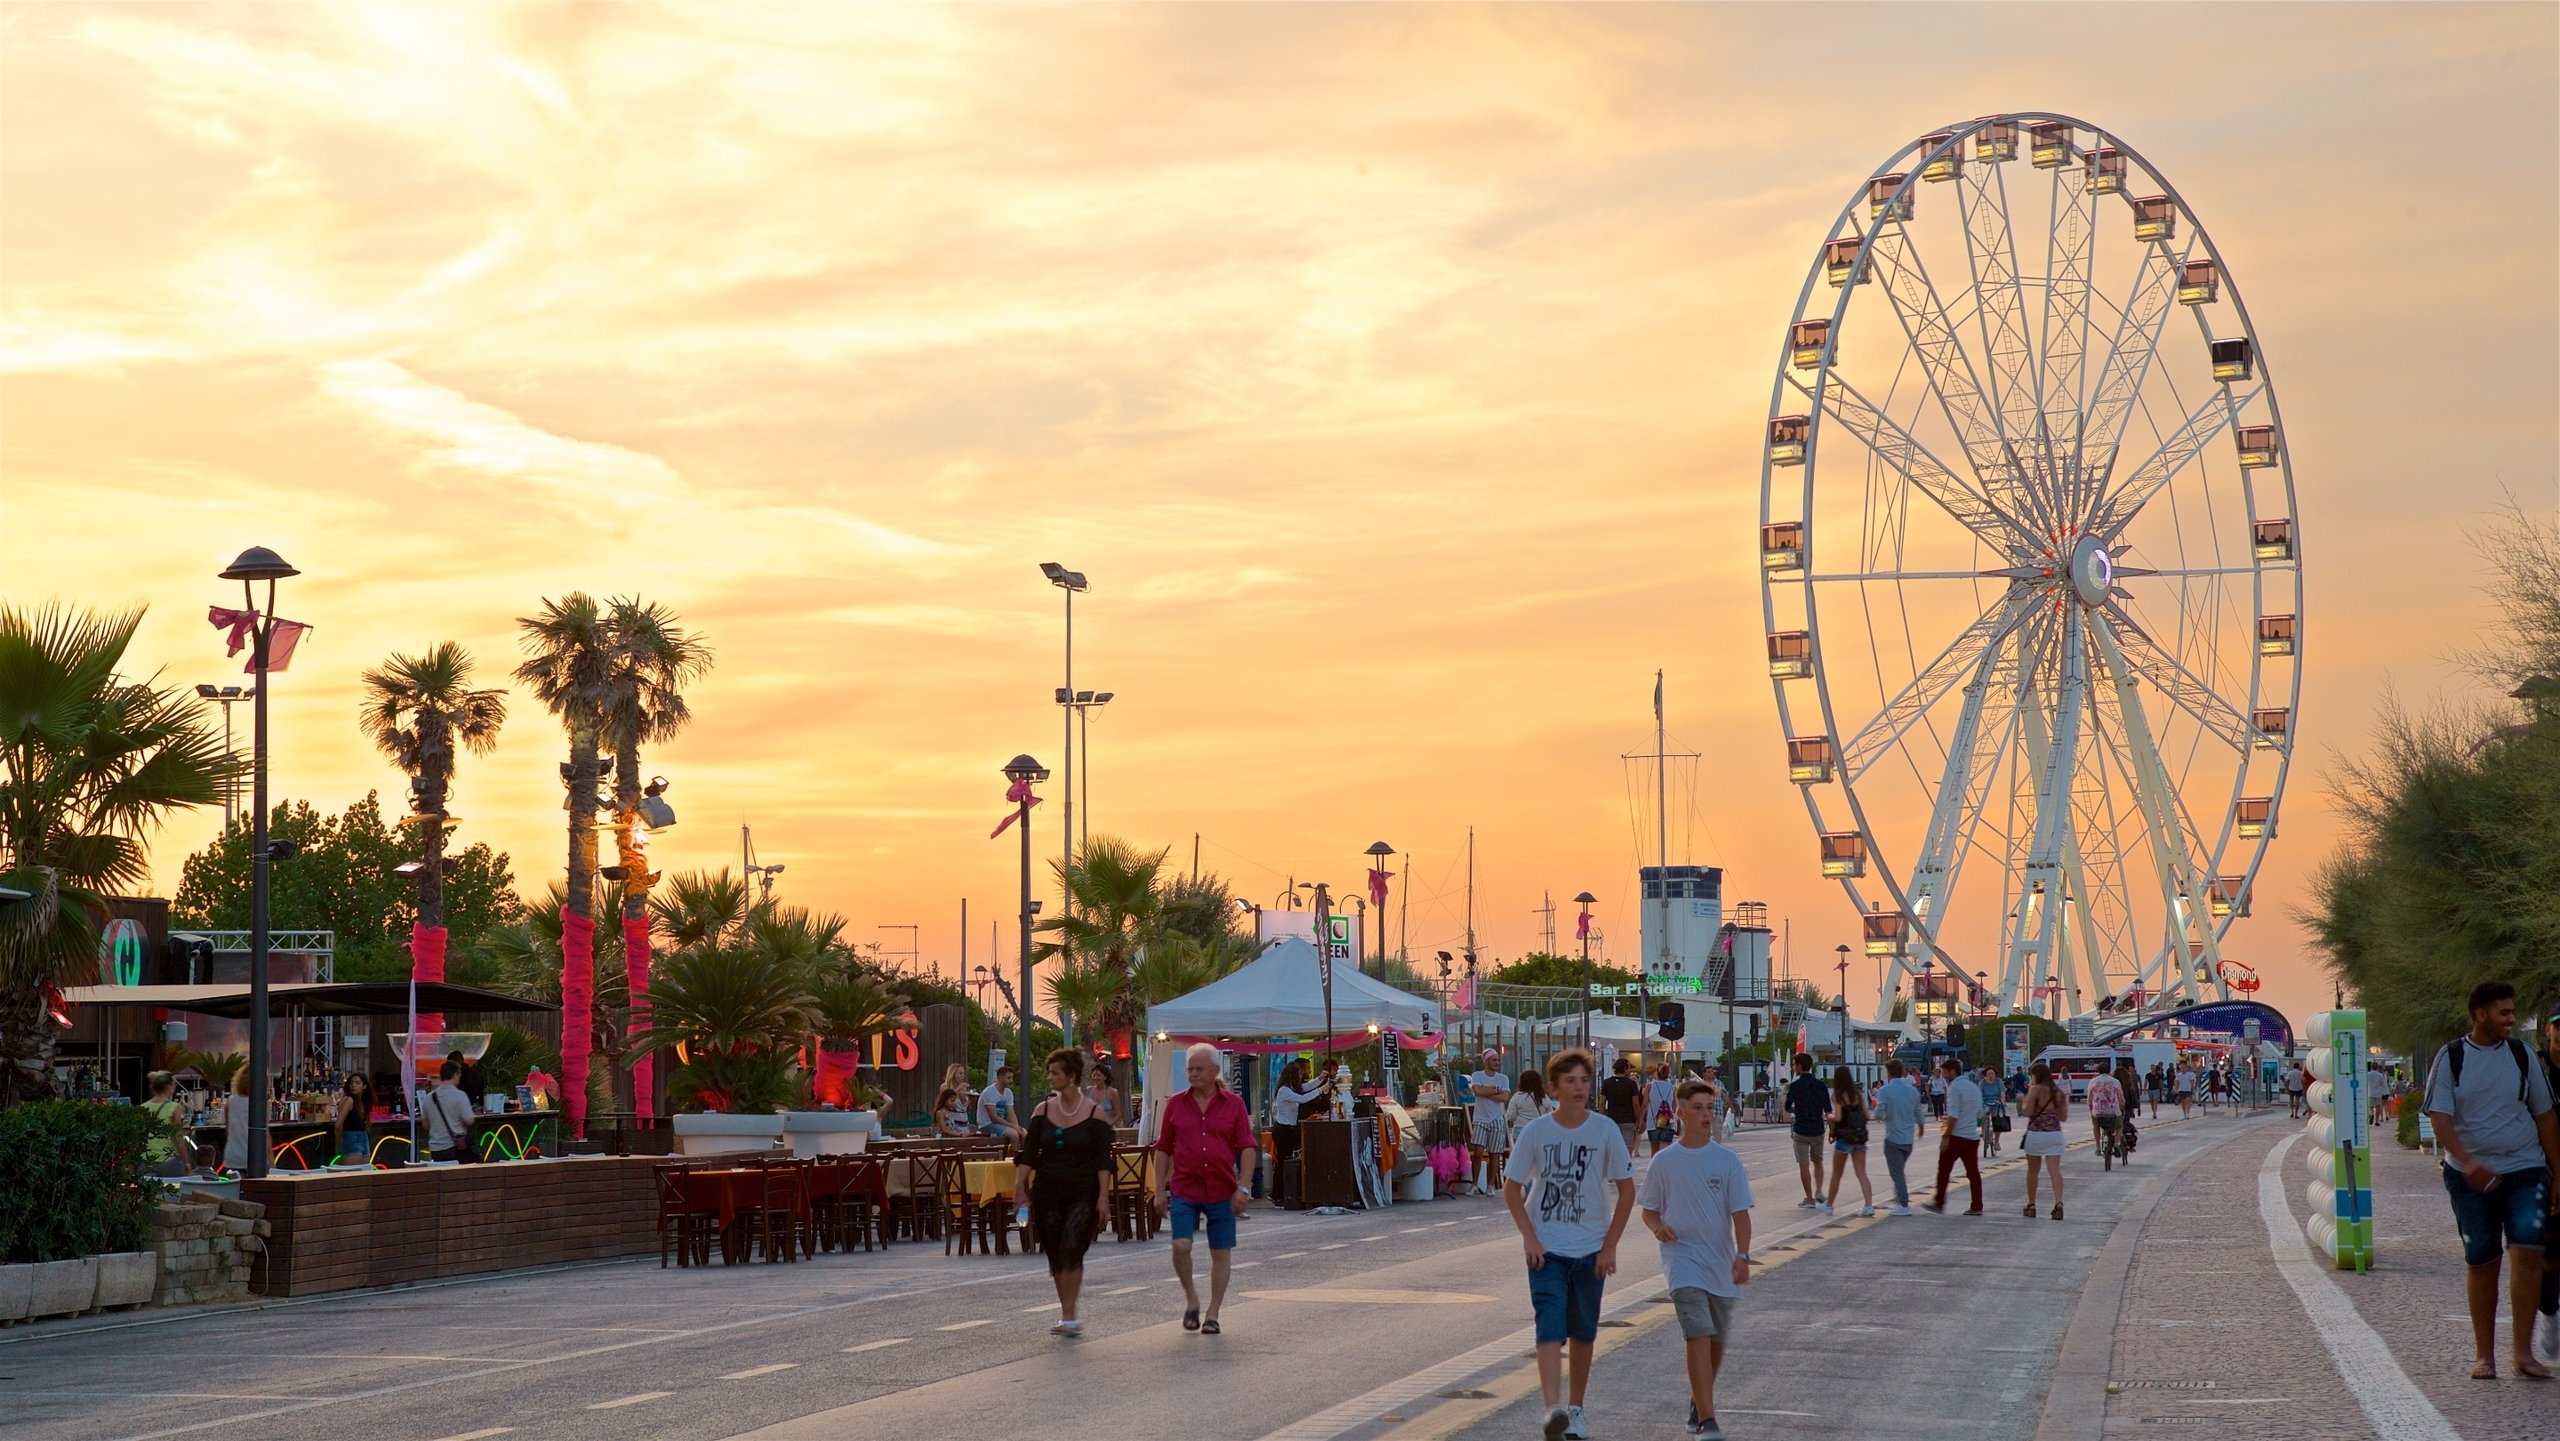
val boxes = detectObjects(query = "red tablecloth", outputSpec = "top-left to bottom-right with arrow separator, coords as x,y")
674,1168 -> 811,1231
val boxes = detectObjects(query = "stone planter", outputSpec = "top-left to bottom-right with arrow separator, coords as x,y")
781,1111 -> 879,1157
670,1112 -> 784,1157
0,1263 -> 31,1323
26,1257 -> 97,1320
94,1251 -> 158,1309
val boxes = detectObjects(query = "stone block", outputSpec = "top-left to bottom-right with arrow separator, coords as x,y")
215,1197 -> 265,1220
251,1220 -> 271,1237
95,1252 -> 157,1309
0,1264 -> 31,1322
27,1257 -> 97,1319
221,1217 -> 255,1237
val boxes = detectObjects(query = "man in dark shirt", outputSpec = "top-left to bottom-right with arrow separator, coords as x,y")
1784,1052 -> 1833,1211
1600,1057 -> 1643,1152
446,1049 -> 485,1106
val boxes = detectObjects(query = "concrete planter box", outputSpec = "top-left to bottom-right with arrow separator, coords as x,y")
0,1263 -> 31,1322
94,1251 -> 158,1309
26,1257 -> 97,1319
671,1112 -> 784,1157
781,1112 -> 879,1157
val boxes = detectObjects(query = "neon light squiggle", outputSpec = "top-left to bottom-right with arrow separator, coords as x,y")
368,1133 -> 416,1164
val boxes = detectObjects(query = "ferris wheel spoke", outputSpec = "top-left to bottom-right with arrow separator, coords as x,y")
2078,235 -> 2195,497
1840,590 -> 2037,782
1865,223 -> 2044,527
2038,161 -> 2099,516
1901,606 -> 2040,1004
1796,372 -> 2037,550
2098,600 -> 2254,752
2090,383 -> 2262,541
1958,163 -> 2047,489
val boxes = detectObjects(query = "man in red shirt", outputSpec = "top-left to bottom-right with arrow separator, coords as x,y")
1153,1042 -> 1259,1336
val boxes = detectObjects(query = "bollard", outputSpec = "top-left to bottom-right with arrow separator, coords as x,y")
2302,1009 -> 2373,1271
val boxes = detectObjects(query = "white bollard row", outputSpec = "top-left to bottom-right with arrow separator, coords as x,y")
2301,1009 -> 2373,1270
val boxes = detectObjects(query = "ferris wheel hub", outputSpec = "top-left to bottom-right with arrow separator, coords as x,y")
2067,535 -> 2115,606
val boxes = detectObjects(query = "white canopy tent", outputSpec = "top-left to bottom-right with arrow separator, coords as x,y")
1145,937 -> 1444,1041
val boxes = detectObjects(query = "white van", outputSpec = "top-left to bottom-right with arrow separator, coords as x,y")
2033,1045 -> 2123,1103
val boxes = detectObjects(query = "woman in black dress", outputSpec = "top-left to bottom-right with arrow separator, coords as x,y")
1014,1047 -> 1115,1337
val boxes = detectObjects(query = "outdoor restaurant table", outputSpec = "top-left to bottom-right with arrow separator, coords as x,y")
672,1167 -> 810,1263
962,1158 -> 1016,1204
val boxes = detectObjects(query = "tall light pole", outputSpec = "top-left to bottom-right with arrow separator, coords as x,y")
1313,881 -> 1336,1064
1002,755 -> 1049,1079
220,545 -> 296,1180
1059,690 -> 1114,855
1364,841 -> 1397,978
1573,891 -> 1598,1048
1834,943 -> 1851,1067
1039,563 -> 1087,912
193,685 -> 255,828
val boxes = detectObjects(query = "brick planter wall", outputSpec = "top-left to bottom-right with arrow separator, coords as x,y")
151,1195 -> 268,1307
241,1157 -> 660,1298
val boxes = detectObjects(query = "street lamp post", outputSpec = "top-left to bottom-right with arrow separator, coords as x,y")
1313,882 -> 1335,1063
1573,891 -> 1598,1049
1364,841 -> 1397,979
1058,690 -> 1114,855
1002,755 -> 1049,1079
193,685 -> 255,828
220,545 -> 296,1180
1039,563 -> 1087,910
1834,943 -> 1851,1069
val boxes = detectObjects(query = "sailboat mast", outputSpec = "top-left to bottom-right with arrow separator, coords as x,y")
1465,825 -> 1477,965
1656,670 -> 1671,975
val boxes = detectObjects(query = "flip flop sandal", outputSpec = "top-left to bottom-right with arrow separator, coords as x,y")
1183,1306 -> 1201,1332
1200,1318 -> 1222,1335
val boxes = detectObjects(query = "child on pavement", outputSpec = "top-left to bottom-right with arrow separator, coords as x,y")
1505,1048 -> 1636,1441
1640,1078 -> 1753,1441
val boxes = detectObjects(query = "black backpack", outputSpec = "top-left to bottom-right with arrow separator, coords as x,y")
2438,1037 -> 2537,1103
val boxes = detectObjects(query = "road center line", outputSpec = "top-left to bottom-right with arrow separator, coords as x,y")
585,1392 -> 671,1410
841,1338 -> 909,1353
936,1319 -> 997,1332
427,1430 -> 517,1441
2255,1133 -> 2458,1441
1102,1285 -> 1150,1296
721,1363 -> 798,1379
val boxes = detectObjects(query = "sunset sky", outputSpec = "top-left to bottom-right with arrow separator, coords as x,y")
4,3 -> 2553,1031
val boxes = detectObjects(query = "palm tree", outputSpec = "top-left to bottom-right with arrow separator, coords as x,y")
0,605 -> 230,1103
597,597 -> 712,1121
356,642 -> 506,1000
650,868 -> 749,952
515,594 -> 615,1135
1034,837 -> 1200,1047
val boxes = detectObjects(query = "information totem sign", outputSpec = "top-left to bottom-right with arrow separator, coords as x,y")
1380,1029 -> 1402,1072
2303,1008 -> 2374,1272
2002,1022 -> 2030,1078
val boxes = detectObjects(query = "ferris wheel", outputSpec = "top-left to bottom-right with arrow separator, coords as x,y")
1758,114 -> 2301,1028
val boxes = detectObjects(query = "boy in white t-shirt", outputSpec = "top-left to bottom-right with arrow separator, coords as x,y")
1642,1078 -> 1754,1439
1504,1048 -> 1636,1441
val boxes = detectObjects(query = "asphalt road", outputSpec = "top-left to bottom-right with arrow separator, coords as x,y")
0,1109 -> 2270,1441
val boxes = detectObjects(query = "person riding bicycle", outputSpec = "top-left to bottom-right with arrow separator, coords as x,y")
2111,1062 -> 2141,1155
2087,1067 -> 2127,1158
1976,1067 -> 2008,1160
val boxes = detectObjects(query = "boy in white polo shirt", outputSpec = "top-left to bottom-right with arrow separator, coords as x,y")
1639,1078 -> 1754,1440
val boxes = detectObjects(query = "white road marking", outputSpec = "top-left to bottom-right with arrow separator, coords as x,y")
2256,1134 -> 2459,1441
428,1430 -> 516,1441
841,1338 -> 909,1353
1399,1226 -> 1429,1233
1273,1251 -> 1308,1260
1020,1301 -> 1060,1312
720,1363 -> 798,1379
936,1319 -> 997,1331
1103,1284 -> 1150,1296
585,1392 -> 671,1410
1354,1235 -> 1385,1243
1317,1243 -> 1347,1251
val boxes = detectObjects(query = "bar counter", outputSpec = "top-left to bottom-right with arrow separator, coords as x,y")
239,1153 -> 660,1296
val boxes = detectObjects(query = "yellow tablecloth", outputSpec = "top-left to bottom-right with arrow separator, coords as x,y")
963,1159 -> 1017,1203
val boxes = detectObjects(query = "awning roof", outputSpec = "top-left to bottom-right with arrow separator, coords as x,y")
1146,937 -> 1443,1039
60,982 -> 557,1018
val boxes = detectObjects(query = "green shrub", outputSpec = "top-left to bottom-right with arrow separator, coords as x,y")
667,1051 -> 803,1115
2396,1095 -> 2421,1150
0,1102 -> 161,1262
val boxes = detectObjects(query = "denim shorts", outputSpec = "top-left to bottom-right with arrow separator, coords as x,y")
1168,1196 -> 1237,1251
1527,1250 -> 1604,1345
2442,1165 -> 2550,1266
1670,1286 -> 1737,1341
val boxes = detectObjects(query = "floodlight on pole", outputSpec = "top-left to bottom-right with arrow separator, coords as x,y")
1003,754 -> 1049,1076
218,544 -> 296,1180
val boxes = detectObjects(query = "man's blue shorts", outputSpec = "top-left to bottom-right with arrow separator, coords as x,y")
2442,1165 -> 2549,1266
1526,1251 -> 1604,1345
1168,1196 -> 1237,1251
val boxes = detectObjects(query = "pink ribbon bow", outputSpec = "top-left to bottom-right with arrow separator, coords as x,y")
989,779 -> 1044,838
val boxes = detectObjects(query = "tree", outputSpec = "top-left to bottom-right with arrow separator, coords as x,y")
356,641 -> 507,989
2304,507 -> 2560,1054
515,594 -> 616,1136
171,794 -> 523,983
0,605 -> 230,1102
1486,951 -> 1642,992
1036,838 -> 1236,1047
596,598 -> 711,1120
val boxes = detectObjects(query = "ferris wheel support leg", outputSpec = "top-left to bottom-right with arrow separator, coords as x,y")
2006,612 -> 2088,1007
2061,826 -> 2109,1014
2088,612 -> 2231,1007
1898,597 -> 2027,1025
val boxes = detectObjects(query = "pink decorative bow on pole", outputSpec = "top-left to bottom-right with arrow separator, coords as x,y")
205,606 -> 312,672
989,778 -> 1043,838
1368,865 -> 1392,908
1575,910 -> 1592,942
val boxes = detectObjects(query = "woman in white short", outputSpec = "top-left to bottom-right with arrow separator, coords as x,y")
2019,1060 -> 2069,1219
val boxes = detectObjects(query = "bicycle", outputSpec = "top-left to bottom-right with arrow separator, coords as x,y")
2094,1113 -> 2125,1170
1979,1105 -> 2005,1159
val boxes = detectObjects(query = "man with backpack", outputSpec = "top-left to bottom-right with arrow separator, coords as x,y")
2424,980 -> 2560,1381
2539,1010 -> 2560,1366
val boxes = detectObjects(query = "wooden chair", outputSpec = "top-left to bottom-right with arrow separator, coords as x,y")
808,1157 -> 885,1254
1108,1146 -> 1156,1242
935,1155 -> 1002,1256
653,1162 -> 717,1268
743,1157 -> 806,1263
